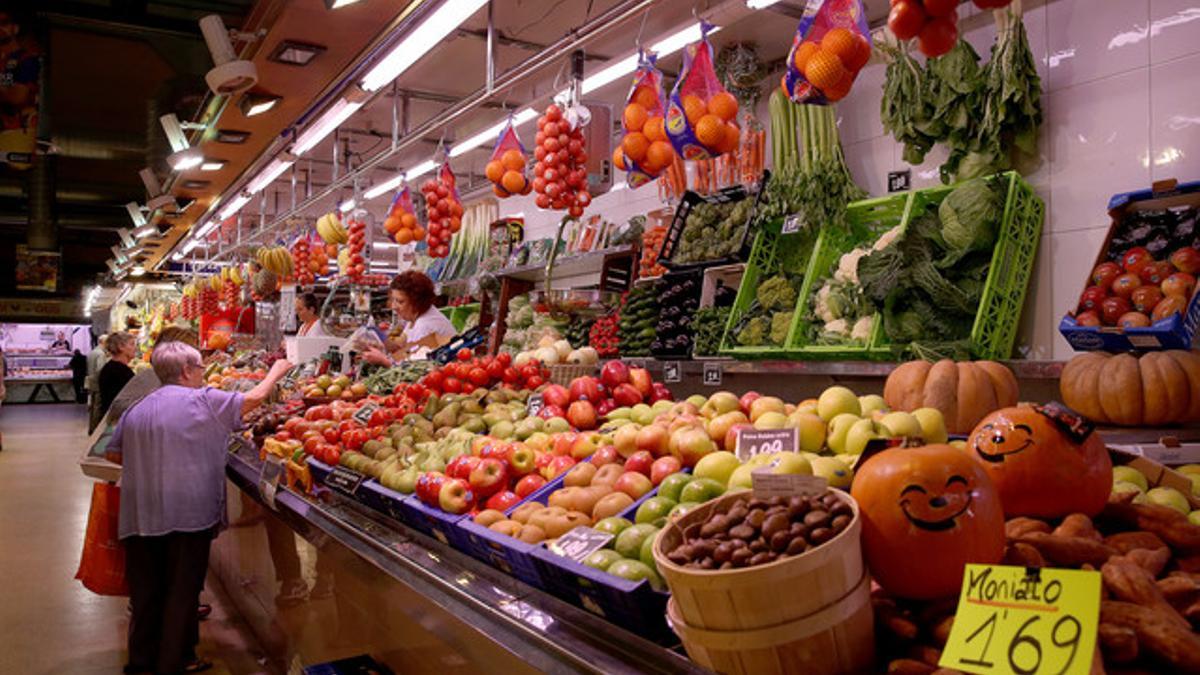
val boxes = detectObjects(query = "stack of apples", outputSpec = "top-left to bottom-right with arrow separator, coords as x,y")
537,362 -> 673,430
1075,246 -> 1199,328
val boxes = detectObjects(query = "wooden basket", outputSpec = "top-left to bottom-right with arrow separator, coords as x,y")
666,570 -> 874,675
547,363 -> 595,385
652,489 -> 864,631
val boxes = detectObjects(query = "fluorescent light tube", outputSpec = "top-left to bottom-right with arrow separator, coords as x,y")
360,0 -> 488,92
245,157 -> 294,194
580,23 -> 717,95
746,0 -> 783,8
169,148 -> 203,171
182,239 -> 199,254
195,219 -> 219,238
449,107 -> 538,157
200,160 -> 226,171
364,159 -> 437,200
219,194 -> 249,220
172,251 -> 184,261
339,199 -> 356,212
292,97 -> 363,155
130,266 -> 146,277
125,202 -> 148,228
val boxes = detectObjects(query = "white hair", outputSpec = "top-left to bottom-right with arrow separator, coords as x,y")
152,341 -> 202,384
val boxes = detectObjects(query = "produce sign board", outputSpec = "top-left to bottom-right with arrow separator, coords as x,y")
526,393 -> 544,417
751,469 -> 826,499
352,402 -> 379,427
702,361 -> 722,386
734,427 -> 798,462
662,361 -> 681,383
325,466 -> 366,497
940,564 -> 1100,675
547,526 -> 614,564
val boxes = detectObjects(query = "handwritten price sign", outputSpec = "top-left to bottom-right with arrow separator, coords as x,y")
940,564 -> 1100,675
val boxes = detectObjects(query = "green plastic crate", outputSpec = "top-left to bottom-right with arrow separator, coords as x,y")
717,217 -> 817,358
448,303 -> 480,332
789,193 -> 912,360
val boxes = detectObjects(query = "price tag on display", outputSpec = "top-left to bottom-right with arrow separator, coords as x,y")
751,468 -> 827,499
702,362 -> 722,386
325,465 -> 366,497
548,527 -> 615,564
526,393 -> 544,417
258,454 -> 285,510
781,214 -> 802,235
940,564 -> 1100,675
352,402 -> 379,427
734,427 -> 798,462
662,361 -> 681,383
627,358 -> 646,370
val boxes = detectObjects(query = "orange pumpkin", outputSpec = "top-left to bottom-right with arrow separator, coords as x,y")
967,404 -> 1112,519
884,359 -> 1019,435
851,444 -> 1006,600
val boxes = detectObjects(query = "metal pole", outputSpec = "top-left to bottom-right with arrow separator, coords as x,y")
331,129 -> 339,182
290,163 -> 297,212
391,81 -> 399,149
485,0 -> 496,93
401,92 -> 410,136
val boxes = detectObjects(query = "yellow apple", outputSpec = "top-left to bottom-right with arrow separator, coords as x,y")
1111,466 -> 1148,493
817,386 -> 861,422
812,456 -> 852,488
749,396 -> 787,422
858,394 -> 887,418
912,408 -> 949,444
844,418 -> 877,456
826,413 -> 861,454
754,411 -> 789,430
878,411 -> 923,439
787,411 -> 826,453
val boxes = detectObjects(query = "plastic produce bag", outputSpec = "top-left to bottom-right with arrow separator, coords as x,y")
383,186 -> 424,245
665,23 -> 741,161
486,118 -> 531,198
783,0 -> 872,104
75,482 -> 129,596
615,51 -> 676,188
421,163 -> 463,259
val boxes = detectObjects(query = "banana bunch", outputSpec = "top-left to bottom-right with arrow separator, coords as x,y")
182,281 -> 198,298
337,248 -> 350,273
228,264 -> 244,286
256,246 -> 293,277
316,212 -> 348,245
209,274 -> 224,292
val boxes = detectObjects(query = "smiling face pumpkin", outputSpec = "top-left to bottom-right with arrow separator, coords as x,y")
851,444 -> 1006,600
968,405 -> 1112,519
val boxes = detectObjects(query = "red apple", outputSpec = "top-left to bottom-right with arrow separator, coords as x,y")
542,384 -> 570,410
480,443 -> 509,462
485,490 -> 521,512
739,391 -> 761,415
1074,310 -> 1102,327
534,451 -> 554,471
543,455 -> 576,480
1078,285 -> 1108,311
468,458 -> 509,498
1110,274 -> 1141,299
570,432 -> 600,460
613,471 -> 653,499
537,404 -> 565,420
628,367 -> 653,398
1171,247 -> 1200,274
612,383 -> 643,408
1131,285 -> 1164,314
708,411 -> 749,448
624,450 -> 655,477
568,376 -> 601,403
446,455 -> 481,481
1117,311 -> 1151,328
595,398 -> 616,417
514,473 -> 547,498
670,426 -> 716,468
552,432 -> 578,457
1139,260 -> 1174,286
650,382 -> 674,403
1153,295 -> 1188,322
415,471 -> 447,506
1100,296 -> 1132,325
1121,247 -> 1153,275
613,423 -> 640,458
1091,261 -> 1122,290
1162,272 -> 1196,298
567,399 -> 598,430
600,360 -> 630,389
589,444 -> 620,467
438,478 -> 475,514
634,423 -> 670,456
508,444 -> 536,475
724,422 -> 755,455
650,455 -> 683,485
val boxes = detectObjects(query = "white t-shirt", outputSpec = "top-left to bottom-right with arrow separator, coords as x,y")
404,306 -> 456,344
298,318 -> 326,338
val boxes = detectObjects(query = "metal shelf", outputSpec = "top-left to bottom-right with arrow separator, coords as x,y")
499,246 -> 635,283
619,358 -> 1067,380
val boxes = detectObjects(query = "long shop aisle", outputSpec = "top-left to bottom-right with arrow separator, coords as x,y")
0,403 -> 274,675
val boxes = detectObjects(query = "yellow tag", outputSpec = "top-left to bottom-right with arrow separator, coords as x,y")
939,564 -> 1100,675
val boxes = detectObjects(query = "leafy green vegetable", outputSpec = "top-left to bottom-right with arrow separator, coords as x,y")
880,44 -> 936,166
693,306 -> 731,356
939,177 -> 1005,263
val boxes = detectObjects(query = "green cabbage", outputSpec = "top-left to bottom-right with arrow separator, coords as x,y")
938,178 -> 1003,257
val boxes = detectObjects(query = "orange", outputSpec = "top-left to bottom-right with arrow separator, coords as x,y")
694,114 -> 725,149
643,141 -> 674,173
825,70 -> 855,101
821,28 -> 860,69
502,170 -> 526,194
493,184 -> 509,198
412,226 -> 425,240
449,216 -> 461,233
384,215 -> 400,234
681,94 -> 707,125
632,86 -> 658,112
400,212 -> 416,228
804,49 -> 846,91
707,91 -> 739,122
612,146 -> 627,170
623,103 -> 648,132
720,122 -> 741,154
843,34 -> 872,72
395,228 -> 413,244
485,160 -> 505,183
501,149 -> 525,171
622,132 -> 649,162
793,41 -> 820,76
644,116 -> 666,142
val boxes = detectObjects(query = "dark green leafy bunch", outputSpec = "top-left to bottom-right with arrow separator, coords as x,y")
879,43 -> 936,166
980,11 -> 1043,176
733,273 -> 803,347
692,306 -> 731,356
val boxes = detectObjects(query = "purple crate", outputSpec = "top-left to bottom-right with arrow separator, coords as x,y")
307,457 -> 332,484
357,480 -> 414,526
455,474 -> 566,589
401,494 -> 471,549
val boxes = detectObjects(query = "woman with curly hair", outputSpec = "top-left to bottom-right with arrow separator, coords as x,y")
362,270 -> 455,365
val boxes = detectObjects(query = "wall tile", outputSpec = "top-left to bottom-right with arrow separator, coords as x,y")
1049,227 -> 1111,360
1149,52 -> 1200,182
844,135 -> 900,198
895,142 -> 949,191
836,62 -> 886,145
1046,0 -> 1150,91
1150,0 -> 1200,64
1046,70 -> 1151,233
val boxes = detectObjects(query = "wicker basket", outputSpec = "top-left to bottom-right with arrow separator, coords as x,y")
547,363 -> 596,385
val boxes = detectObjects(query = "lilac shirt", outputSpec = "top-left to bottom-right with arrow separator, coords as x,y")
108,385 -> 245,540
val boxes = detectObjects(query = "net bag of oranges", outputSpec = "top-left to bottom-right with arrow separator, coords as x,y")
665,23 -> 741,161
421,163 -> 463,259
782,0 -> 871,104
485,117 -> 532,199
382,186 -> 424,246
614,51 -> 675,188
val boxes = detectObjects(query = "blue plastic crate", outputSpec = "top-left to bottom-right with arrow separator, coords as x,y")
400,494 -> 471,549
357,480 -> 414,526
307,457 -> 332,484
455,474 -> 566,589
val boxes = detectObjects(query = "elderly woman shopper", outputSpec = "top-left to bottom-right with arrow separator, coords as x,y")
106,326 -> 199,426
106,341 -> 291,675
98,331 -> 136,420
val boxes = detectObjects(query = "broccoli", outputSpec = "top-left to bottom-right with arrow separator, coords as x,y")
736,316 -> 770,346
770,311 -> 794,346
756,275 -> 797,312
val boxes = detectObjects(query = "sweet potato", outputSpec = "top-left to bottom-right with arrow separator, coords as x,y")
1101,556 -> 1189,629
1158,575 -> 1200,610
1006,516 -> 1052,539
1101,600 -> 1200,671
1016,531 -> 1116,567
1098,622 -> 1139,663
1101,502 -> 1200,555
1003,542 -> 1047,568
1104,531 -> 1169,555
1055,513 -> 1103,541
1126,546 -> 1171,578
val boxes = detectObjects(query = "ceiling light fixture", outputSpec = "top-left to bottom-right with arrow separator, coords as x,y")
449,107 -> 539,157
182,239 -> 199,254
135,224 -> 158,239
111,245 -> 128,264
200,159 -> 226,171
181,179 -> 211,190
125,201 -> 148,229
239,91 -> 281,117
216,129 -> 250,144
130,266 -> 146,278
360,0 -> 488,92
364,159 -> 436,201
291,90 -> 366,155
118,228 -> 136,247
339,199 -> 356,212
269,39 -> 325,65
168,148 -> 203,171
219,194 -> 250,221
325,0 -> 365,8
140,168 -> 179,211
200,15 -> 258,95
171,251 -> 184,262
245,155 -> 295,194
160,113 -> 190,152
746,0 -> 783,8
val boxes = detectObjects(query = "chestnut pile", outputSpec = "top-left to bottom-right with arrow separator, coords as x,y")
667,492 -> 853,570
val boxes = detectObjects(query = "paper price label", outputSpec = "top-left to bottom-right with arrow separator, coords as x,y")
258,455 -> 285,510
325,465 -> 366,497
662,361 -> 681,383
781,214 -> 802,235
548,526 -> 615,564
702,362 -> 722,386
751,469 -> 827,499
940,564 -> 1100,675
352,402 -> 379,426
734,427 -> 798,462
526,393 -> 544,417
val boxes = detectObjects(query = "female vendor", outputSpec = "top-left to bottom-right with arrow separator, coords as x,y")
362,270 -> 456,365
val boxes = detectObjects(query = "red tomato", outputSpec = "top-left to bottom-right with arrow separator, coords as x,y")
468,367 -> 490,387
526,375 -> 545,389
1121,247 -> 1153,275
338,419 -> 360,435
325,446 -> 342,465
461,382 -> 476,394
457,348 -> 474,362
887,1 -> 926,41
923,0 -> 957,16
323,427 -> 340,444
520,364 -> 540,380
486,360 -> 504,381
406,383 -> 427,402
917,17 -> 957,58
303,436 -> 323,455
497,352 -> 512,367
274,430 -> 292,441
423,370 -> 444,391
502,367 -> 520,385
443,377 -> 462,394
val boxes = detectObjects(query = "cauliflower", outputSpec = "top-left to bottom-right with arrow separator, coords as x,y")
736,316 -> 770,346
834,247 -> 870,284
756,275 -> 797,312
770,312 -> 794,346
851,315 -> 874,342
814,284 -> 836,324
823,319 -> 849,336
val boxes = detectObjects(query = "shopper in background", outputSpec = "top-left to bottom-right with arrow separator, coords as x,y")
50,330 -> 70,351
105,341 -> 291,675
69,348 -> 87,403
86,334 -> 108,433
97,331 -> 135,421
106,326 -> 199,426
0,345 -> 6,451
295,292 -> 327,338
361,271 -> 455,365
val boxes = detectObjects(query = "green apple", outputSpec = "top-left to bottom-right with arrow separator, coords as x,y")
680,477 -> 726,504
912,408 -> 949,444
640,532 -> 661,571
787,412 -> 827,453
1178,464 -> 1200,477
858,394 -> 887,418
651,399 -> 674,415
765,452 -> 812,475
614,523 -> 660,559
1190,511 -> 1200,527
835,454 -> 860,471
669,502 -> 700,520
844,418 -> 877,456
593,516 -> 633,538
812,456 -> 852,488
658,473 -> 695,502
693,451 -> 739,486
878,411 -> 922,439
826,413 -> 861,454
583,549 -> 625,571
754,411 -> 789,430
1146,486 -> 1191,515
545,417 -> 571,434
1111,466 -> 1149,493
636,497 -> 678,526
686,394 -> 708,409
728,463 -> 755,490
796,400 -> 818,416
631,403 -> 656,426
606,559 -> 664,590
1111,480 -> 1145,497
817,386 -> 861,422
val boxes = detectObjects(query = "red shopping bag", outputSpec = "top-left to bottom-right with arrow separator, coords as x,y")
75,482 -> 129,596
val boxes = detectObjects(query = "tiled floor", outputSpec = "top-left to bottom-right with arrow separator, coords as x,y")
0,403 -> 275,675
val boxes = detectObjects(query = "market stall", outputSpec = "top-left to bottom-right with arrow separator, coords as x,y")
3,323 -> 90,403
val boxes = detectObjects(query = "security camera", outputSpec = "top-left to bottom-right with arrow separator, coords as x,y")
200,15 -> 257,95
139,168 -> 180,212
